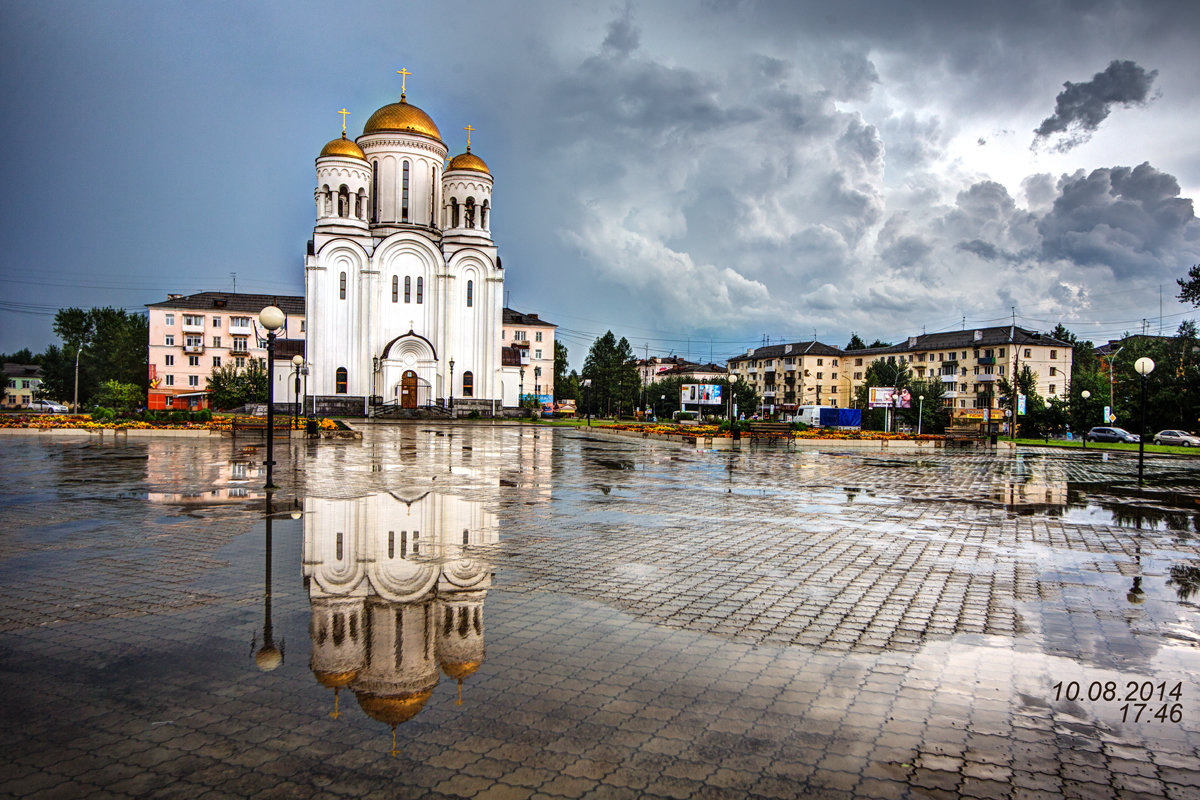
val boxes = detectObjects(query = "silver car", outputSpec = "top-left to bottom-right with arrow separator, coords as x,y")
27,399 -> 69,414
1153,429 -> 1200,447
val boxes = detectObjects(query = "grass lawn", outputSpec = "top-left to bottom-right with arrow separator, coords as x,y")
1012,437 -> 1199,456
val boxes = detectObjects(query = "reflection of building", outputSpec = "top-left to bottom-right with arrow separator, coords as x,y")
302,492 -> 496,751
146,441 -> 263,503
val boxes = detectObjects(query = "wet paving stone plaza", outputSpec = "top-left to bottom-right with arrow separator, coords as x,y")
1,425 -> 1199,799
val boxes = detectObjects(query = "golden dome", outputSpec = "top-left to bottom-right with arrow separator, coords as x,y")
363,98 -> 442,142
439,659 -> 482,680
319,133 -> 366,161
312,669 -> 358,689
355,689 -> 434,725
448,149 -> 490,175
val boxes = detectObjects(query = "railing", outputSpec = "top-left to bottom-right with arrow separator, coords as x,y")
183,344 -> 204,354
977,374 -> 998,382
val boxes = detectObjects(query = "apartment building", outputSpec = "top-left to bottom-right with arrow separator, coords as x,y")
844,326 -> 1073,412
727,341 -> 850,409
146,292 -> 305,410
3,363 -> 43,409
501,308 -> 556,403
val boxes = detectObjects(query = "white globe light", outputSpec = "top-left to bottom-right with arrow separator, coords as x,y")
1081,390 -> 1090,399
292,354 -> 304,367
1134,357 -> 1155,376
259,305 -> 285,331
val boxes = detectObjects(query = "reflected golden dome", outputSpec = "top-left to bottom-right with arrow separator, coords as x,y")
439,659 -> 482,681
448,149 -> 490,175
355,689 -> 434,725
319,133 -> 366,161
363,99 -> 443,142
312,669 -> 358,689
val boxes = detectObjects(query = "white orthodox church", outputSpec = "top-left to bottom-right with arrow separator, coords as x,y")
304,77 -> 518,414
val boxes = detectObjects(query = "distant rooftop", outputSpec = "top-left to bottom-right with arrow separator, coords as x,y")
147,291 -> 304,315
503,307 -> 556,328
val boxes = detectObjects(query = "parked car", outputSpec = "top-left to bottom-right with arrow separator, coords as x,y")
1153,429 -> 1200,447
1085,426 -> 1139,443
27,399 -> 68,414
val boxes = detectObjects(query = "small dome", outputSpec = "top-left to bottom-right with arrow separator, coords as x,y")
448,149 -> 490,175
355,689 -> 434,725
363,98 -> 442,142
319,133 -> 366,161
312,669 -> 359,689
439,659 -> 482,681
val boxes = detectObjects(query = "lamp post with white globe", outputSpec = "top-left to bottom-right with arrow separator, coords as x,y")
1080,390 -> 1091,448
1134,357 -> 1155,484
259,305 -> 286,490
917,395 -> 924,436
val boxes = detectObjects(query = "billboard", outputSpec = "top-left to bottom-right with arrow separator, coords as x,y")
681,384 -> 723,405
868,387 -> 912,409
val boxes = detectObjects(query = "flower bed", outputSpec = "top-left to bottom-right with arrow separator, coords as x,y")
0,414 -> 342,432
599,422 -> 943,441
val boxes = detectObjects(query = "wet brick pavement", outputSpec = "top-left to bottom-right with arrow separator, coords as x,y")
0,425 -> 1198,799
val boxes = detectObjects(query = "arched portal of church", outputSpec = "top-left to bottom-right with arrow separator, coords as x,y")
401,371 -> 418,409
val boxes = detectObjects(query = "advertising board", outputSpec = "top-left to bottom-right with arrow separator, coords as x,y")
681,384 -> 723,405
868,387 -> 912,409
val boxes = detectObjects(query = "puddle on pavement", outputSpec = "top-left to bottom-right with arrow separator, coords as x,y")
1,431 -> 1198,798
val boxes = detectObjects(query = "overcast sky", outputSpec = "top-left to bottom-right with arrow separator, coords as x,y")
3,0 -> 1199,366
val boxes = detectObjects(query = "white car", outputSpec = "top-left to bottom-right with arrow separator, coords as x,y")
1154,430 -> 1200,447
27,399 -> 69,414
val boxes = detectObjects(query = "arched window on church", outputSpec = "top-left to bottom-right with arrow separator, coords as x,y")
404,276 -> 411,303
321,184 -> 331,216
371,161 -> 379,222
335,367 -> 348,394
462,371 -> 474,397
464,197 -> 476,228
430,166 -> 437,226
392,275 -> 398,303
466,280 -> 473,307
416,277 -> 423,304
450,198 -> 459,228
401,161 -> 410,222
356,189 -> 365,220
481,200 -> 489,230
338,185 -> 350,217
339,272 -> 346,300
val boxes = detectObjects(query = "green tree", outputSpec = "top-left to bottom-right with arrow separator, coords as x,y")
844,333 -> 866,351
582,331 -> 639,417
553,341 -> 570,400
558,369 -> 580,403
92,380 -> 144,412
1178,264 -> 1200,306
41,307 -> 149,407
868,339 -> 891,348
206,360 -> 268,410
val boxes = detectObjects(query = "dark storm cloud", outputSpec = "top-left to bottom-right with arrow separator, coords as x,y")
1033,60 -> 1158,152
602,7 -> 640,57
1038,163 -> 1199,277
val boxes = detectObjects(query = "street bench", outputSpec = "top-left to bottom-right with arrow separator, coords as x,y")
945,424 -> 983,446
231,417 -> 293,435
747,421 -> 794,447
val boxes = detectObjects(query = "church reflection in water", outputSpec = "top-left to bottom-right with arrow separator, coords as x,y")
302,492 -> 496,753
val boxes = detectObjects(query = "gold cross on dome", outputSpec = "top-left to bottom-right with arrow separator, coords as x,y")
397,67 -> 411,98
464,124 -> 475,150
338,108 -> 349,132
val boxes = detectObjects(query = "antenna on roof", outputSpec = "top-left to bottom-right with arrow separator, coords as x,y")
231,272 -> 237,294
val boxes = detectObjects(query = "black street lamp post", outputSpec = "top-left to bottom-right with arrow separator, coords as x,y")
258,305 -> 285,491
1135,357 -> 1155,484
1080,390 -> 1091,448
583,379 -> 592,426
449,358 -> 455,412
291,354 -> 304,432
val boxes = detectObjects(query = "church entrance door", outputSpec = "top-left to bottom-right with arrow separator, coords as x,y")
401,370 -> 418,409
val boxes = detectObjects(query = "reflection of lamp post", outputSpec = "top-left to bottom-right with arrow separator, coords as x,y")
1080,390 -> 1091,448
254,494 -> 283,672
583,379 -> 592,426
1135,357 -> 1155,484
917,394 -> 924,436
258,305 -> 285,490
449,358 -> 455,412
291,354 -> 304,432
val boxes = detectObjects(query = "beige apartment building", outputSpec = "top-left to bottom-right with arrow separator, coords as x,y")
844,326 -> 1073,413
727,341 -> 850,409
146,292 -> 305,410
501,308 -> 556,403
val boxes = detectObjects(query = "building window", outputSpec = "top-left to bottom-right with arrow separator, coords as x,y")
467,280 -> 473,307
165,375 -> 174,386
188,375 -> 199,387
816,372 -> 823,380
213,356 -> 221,367
515,330 -> 526,341
416,277 -> 423,303
401,161 -> 410,222
1049,367 -> 1057,376
164,355 -> 174,366
535,331 -> 542,342
404,276 -> 411,303
165,314 -> 174,326
339,271 -> 346,299
183,314 -> 203,326
165,396 -> 173,408
1050,350 -> 1057,359
1024,348 -> 1031,358
535,349 -> 542,359
335,367 -> 348,394
854,371 -> 862,380
236,357 -> 245,368
462,371 -> 474,397
186,335 -> 202,348
164,334 -> 174,346
188,356 -> 199,367
392,275 -> 399,303
1049,384 -> 1056,395
855,358 -> 863,366
211,336 -> 220,348
213,316 -> 221,327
